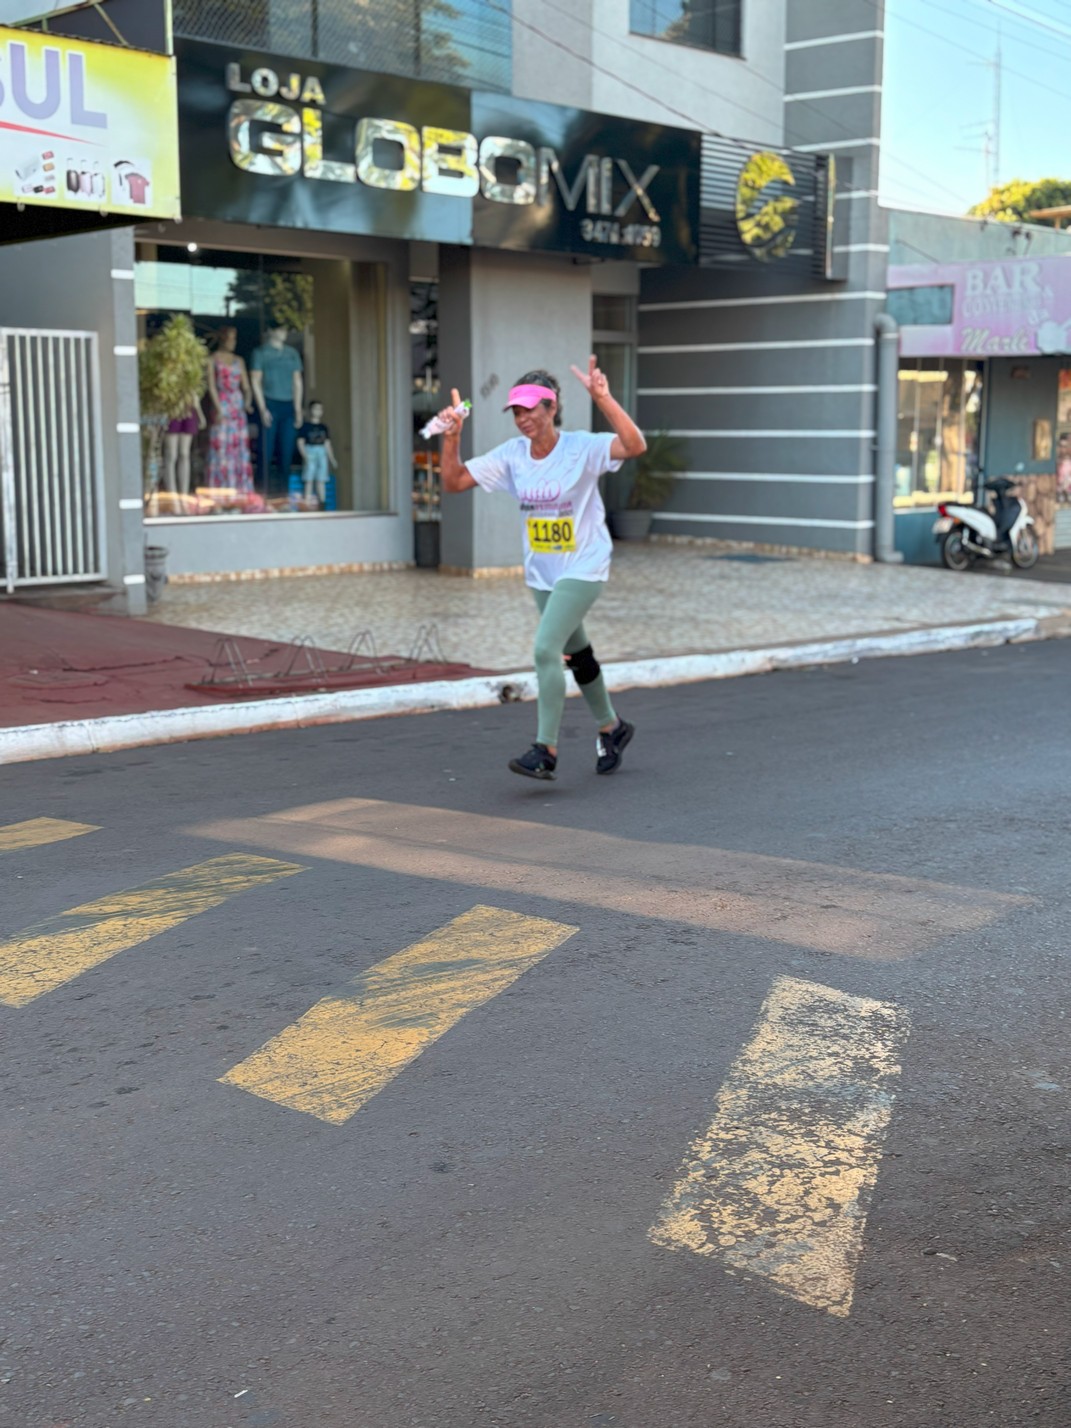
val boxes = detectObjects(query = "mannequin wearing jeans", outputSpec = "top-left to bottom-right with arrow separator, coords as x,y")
251,324 -> 303,490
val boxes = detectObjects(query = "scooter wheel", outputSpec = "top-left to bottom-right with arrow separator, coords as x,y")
941,527 -> 972,571
1011,529 -> 1040,570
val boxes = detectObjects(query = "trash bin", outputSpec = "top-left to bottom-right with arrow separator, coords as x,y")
144,544 -> 169,604
414,518 -> 440,569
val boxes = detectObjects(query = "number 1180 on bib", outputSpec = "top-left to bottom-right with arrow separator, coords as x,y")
526,516 -> 577,553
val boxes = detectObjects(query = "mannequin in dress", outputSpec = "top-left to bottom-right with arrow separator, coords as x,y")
205,325 -> 255,493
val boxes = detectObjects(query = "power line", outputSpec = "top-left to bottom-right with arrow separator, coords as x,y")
503,0 -> 982,213
979,0 -> 1071,44
477,0 -> 1012,249
865,0 -> 1071,101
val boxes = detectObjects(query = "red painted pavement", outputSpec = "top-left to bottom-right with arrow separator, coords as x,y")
0,604 -> 491,728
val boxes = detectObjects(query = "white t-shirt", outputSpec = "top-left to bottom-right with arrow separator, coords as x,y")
465,430 -> 623,590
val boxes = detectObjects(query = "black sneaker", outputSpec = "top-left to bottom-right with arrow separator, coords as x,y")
595,719 -> 634,775
509,743 -> 557,780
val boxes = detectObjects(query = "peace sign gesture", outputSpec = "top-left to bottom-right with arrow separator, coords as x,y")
570,354 -> 611,402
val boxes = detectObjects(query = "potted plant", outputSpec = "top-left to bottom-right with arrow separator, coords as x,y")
609,430 -> 687,540
138,315 -> 209,599
138,313 -> 209,498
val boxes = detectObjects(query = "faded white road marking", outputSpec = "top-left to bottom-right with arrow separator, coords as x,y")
649,975 -> 909,1317
191,799 -> 1027,961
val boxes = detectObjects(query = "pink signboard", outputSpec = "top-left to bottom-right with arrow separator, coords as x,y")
888,256 -> 1071,358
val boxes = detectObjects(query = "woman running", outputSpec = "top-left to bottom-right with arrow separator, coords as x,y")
437,358 -> 646,780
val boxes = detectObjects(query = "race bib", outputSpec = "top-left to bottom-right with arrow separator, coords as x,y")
526,516 -> 576,553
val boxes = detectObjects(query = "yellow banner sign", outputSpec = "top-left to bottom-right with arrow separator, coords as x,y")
0,26 -> 180,218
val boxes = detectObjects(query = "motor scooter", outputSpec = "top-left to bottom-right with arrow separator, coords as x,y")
932,476 -> 1039,571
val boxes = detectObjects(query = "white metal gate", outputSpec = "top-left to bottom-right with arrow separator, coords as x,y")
0,328 -> 106,594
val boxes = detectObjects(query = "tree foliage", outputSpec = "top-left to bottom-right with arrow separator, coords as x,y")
968,177 -> 1071,225
139,314 -> 208,421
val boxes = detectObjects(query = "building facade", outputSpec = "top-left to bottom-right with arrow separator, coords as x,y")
0,0 -> 893,613
886,209 -> 1071,562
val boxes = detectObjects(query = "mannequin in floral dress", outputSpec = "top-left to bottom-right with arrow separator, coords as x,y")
205,325 -> 254,491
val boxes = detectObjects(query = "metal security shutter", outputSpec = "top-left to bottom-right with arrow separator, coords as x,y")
0,328 -> 106,594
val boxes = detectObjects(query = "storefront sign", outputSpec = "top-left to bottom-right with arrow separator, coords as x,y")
890,257 -> 1071,357
0,25 -> 180,218
735,152 -> 799,262
176,40 -> 699,265
698,134 -> 839,277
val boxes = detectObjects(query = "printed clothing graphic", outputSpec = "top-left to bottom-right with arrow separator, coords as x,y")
297,421 -> 330,447
206,358 -> 253,492
465,430 -> 622,589
125,172 -> 150,204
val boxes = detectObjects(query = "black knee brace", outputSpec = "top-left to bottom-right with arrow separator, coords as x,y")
564,643 -> 601,686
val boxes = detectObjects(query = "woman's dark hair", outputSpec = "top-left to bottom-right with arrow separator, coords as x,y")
516,369 -> 562,427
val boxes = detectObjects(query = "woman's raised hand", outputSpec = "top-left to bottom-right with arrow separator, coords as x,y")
435,387 -> 470,436
570,355 -> 611,401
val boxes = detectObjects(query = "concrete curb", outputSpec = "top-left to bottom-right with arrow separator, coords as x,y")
0,616 -> 1049,766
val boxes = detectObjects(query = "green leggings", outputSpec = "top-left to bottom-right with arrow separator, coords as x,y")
531,580 -> 616,748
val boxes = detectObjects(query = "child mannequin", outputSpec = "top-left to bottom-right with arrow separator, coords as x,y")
297,400 -> 338,507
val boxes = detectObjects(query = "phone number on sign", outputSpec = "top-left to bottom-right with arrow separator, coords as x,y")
580,220 -> 662,248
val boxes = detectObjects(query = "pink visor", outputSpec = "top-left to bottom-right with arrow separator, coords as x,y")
504,383 -> 557,411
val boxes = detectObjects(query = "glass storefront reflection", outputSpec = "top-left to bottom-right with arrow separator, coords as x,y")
136,245 -> 389,519
895,359 -> 984,508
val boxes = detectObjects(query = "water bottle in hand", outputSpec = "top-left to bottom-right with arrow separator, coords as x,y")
421,400 -> 471,440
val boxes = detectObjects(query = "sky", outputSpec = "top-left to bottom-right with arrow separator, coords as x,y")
880,0 -> 1071,214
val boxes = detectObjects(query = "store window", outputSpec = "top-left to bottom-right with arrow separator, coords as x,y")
592,295 -> 637,433
630,0 -> 742,56
592,294 -> 637,511
1057,369 -> 1071,506
136,245 -> 389,519
895,358 -> 984,508
886,285 -> 955,328
410,279 -> 441,531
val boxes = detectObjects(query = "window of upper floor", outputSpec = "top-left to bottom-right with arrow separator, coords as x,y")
171,0 -> 513,94
629,0 -> 743,58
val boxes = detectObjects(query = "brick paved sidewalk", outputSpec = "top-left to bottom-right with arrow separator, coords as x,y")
146,542 -> 1071,672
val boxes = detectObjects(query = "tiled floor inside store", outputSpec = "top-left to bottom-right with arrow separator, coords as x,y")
145,542 -> 1071,672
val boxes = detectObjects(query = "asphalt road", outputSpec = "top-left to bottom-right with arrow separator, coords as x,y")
1,641 -> 1068,1428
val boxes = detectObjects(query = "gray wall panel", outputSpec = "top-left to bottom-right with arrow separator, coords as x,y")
637,347 -> 875,390
786,0 -> 885,44
641,268 -> 829,304
890,209 -> 1071,263
653,516 -> 868,554
664,436 -> 874,477
636,440 -> 872,477
639,298 -> 884,347
638,392 -> 874,430
785,43 -> 883,92
664,478 -> 873,521
156,514 -> 411,578
784,94 -> 882,150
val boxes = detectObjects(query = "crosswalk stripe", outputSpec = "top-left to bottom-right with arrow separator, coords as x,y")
194,798 -> 1026,960
0,818 -> 99,851
649,975 -> 909,1318
0,853 -> 304,1008
220,904 -> 578,1125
